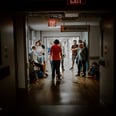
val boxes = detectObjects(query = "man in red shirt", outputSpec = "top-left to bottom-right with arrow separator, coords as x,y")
50,39 -> 62,81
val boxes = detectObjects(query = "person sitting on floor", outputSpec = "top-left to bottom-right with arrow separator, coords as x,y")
88,62 -> 99,79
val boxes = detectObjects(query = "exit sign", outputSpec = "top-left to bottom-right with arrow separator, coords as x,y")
48,18 -> 57,27
67,0 -> 86,5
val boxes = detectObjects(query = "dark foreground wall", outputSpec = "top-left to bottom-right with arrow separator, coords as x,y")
0,0 -> 114,11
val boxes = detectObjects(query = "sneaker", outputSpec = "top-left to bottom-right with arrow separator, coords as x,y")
69,67 -> 73,70
82,74 -> 86,77
58,76 -> 62,80
59,78 -> 62,80
45,73 -> 48,76
62,68 -> 65,71
57,78 -> 62,81
75,74 -> 80,76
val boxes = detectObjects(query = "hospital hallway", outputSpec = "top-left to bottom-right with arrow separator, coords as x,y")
0,0 -> 115,115
15,59 -> 113,116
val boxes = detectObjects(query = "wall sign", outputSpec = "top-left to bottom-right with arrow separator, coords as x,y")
61,25 -> 89,32
67,0 -> 86,5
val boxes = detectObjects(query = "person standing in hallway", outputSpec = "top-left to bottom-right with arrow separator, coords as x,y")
75,40 -> 82,73
76,41 -> 88,77
50,39 -> 62,81
59,42 -> 66,72
47,42 -> 53,71
35,40 -> 45,65
70,39 -> 78,70
83,41 -> 88,73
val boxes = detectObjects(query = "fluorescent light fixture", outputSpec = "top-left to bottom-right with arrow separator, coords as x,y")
65,13 -> 79,17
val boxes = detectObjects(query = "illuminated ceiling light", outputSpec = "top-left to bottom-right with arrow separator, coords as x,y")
48,17 -> 57,27
65,12 -> 79,18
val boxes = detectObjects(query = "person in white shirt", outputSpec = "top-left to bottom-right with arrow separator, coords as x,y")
35,40 -> 48,77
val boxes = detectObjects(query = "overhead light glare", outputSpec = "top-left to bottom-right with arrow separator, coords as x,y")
65,13 -> 79,17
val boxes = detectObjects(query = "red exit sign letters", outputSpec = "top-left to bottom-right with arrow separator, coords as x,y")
67,0 -> 86,5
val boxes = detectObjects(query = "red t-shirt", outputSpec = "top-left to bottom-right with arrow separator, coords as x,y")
50,44 -> 62,60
